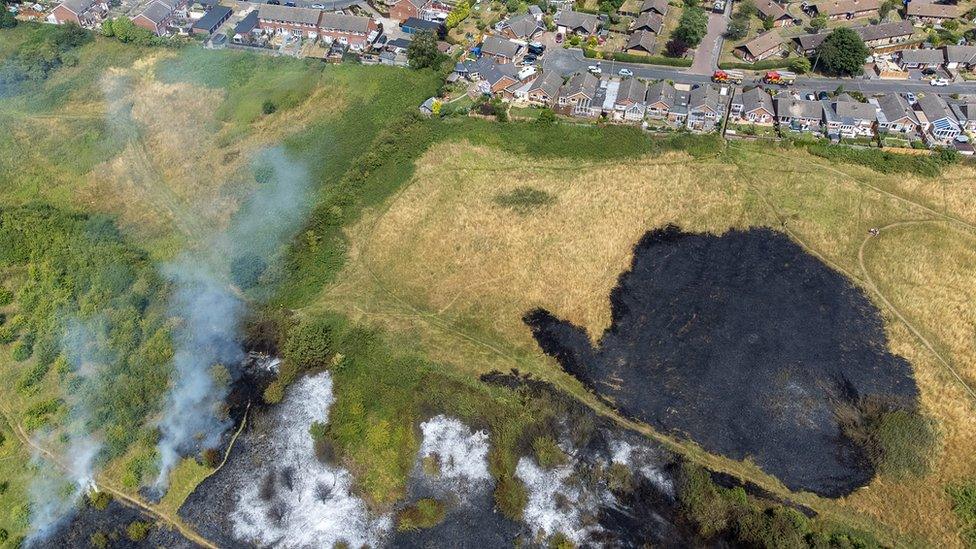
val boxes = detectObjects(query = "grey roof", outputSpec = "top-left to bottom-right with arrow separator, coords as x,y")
234,10 -> 259,34
58,0 -> 94,14
194,5 -> 231,31
945,45 -> 976,64
739,30 -> 784,58
794,32 -> 827,53
639,0 -> 669,14
556,10 -> 599,34
646,80 -> 676,108
136,0 -> 173,24
258,4 -> 321,25
528,70 -> 563,97
900,48 -> 946,65
917,93 -> 954,123
776,96 -> 825,119
482,35 -> 522,59
388,37 -> 411,49
756,0 -> 790,20
689,84 -> 720,112
560,71 -> 599,99
737,86 -> 774,114
857,20 -> 913,42
873,93 -> 918,125
833,98 -> 878,122
815,0 -> 879,17
907,0 -> 958,18
615,77 -> 648,106
626,30 -> 656,52
502,13 -> 542,38
468,58 -> 519,87
319,12 -> 372,33
632,11 -> 663,33
528,5 -> 542,15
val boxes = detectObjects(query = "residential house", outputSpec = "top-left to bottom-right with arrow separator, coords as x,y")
626,30 -> 657,54
257,5 -> 322,38
481,35 -> 523,63
686,84 -> 726,132
471,59 -> 522,96
613,77 -> 649,121
639,0 -> 669,16
390,0 -> 431,22
735,30 -> 784,62
556,9 -> 600,36
756,1 -> 794,27
49,0 -> 94,25
898,47 -> 945,69
906,0 -> 958,24
871,93 -> 920,135
132,0 -> 179,36
646,80 -> 689,124
401,16 -> 445,36
631,11 -> 663,33
556,71 -> 599,116
498,13 -> 543,40
319,13 -> 378,49
944,45 -> 976,70
730,87 -> 776,125
192,4 -> 230,34
775,92 -> 825,132
916,93 -> 961,142
825,94 -> 878,138
813,0 -> 879,20
232,10 -> 259,43
949,101 -> 976,131
796,20 -> 918,55
525,71 -> 563,107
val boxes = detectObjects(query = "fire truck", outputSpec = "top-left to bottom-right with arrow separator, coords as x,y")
763,70 -> 797,86
711,69 -> 744,84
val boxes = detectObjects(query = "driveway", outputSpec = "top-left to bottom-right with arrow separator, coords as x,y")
690,4 -> 730,75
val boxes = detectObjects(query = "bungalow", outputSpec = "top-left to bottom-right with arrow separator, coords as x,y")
686,84 -> 725,132
898,47 -> 945,69
474,59 -> 522,96
794,21 -> 914,55
916,93 -> 961,142
626,30 -> 657,54
192,4 -> 230,35
646,80 -> 688,124
756,1 -> 794,27
949,101 -> 976,131
556,9 -> 600,36
525,71 -> 563,107
499,13 -> 543,40
481,35 -> 523,63
556,71 -> 600,117
401,16 -> 445,37
319,13 -> 378,49
132,0 -> 179,36
730,86 -> 776,125
390,0 -> 431,22
639,0 -> 669,15
735,30 -> 784,63
49,0 -> 94,25
905,0 -> 959,24
232,10 -> 259,43
775,93 -> 825,132
825,94 -> 877,138
944,45 -> 976,70
631,11 -> 663,33
871,93 -> 920,135
613,77 -> 649,121
257,5 -> 321,38
813,0 -> 879,21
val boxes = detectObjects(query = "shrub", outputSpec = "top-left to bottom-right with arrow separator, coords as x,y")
532,435 -> 567,468
283,317 -> 335,372
606,462 -> 634,494
866,409 -> 936,478
807,143 -> 953,177
90,531 -> 109,549
396,498 -> 446,531
549,532 -> 575,548
494,475 -> 528,520
537,108 -> 556,125
126,520 -> 151,541
261,100 -> 277,115
789,57 -> 811,74
948,482 -> 976,546
87,490 -> 113,511
16,360 -> 51,394
11,337 -> 34,361
494,187 -> 556,214
0,287 -> 13,305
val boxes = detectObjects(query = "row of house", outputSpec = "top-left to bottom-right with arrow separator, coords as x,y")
898,45 -> 976,70
730,86 -> 973,144
793,20 -> 916,56
230,4 -> 379,49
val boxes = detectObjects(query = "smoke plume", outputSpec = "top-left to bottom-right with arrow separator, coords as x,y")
153,147 -> 312,489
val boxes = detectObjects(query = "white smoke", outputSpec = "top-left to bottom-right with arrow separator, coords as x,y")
230,372 -> 391,547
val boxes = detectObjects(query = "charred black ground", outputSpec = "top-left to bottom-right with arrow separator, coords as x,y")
524,225 -> 920,497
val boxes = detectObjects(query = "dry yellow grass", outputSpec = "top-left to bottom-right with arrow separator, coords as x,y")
324,139 -> 976,547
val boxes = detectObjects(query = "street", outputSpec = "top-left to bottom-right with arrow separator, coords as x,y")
689,2 -> 730,75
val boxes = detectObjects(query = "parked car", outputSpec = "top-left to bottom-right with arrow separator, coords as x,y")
310,3 -> 325,7
817,91 -> 829,100
930,78 -> 949,86
921,67 -> 937,76
588,65 -> 602,75
905,92 -> 917,104
619,68 -> 633,77
555,33 -> 564,43
527,42 -> 545,55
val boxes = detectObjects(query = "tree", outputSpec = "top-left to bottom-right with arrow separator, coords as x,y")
101,18 -> 114,36
283,317 -> 335,372
736,0 -> 756,17
725,16 -> 749,40
761,15 -> 774,30
809,13 -> 827,32
789,56 -> 811,74
407,30 -> 441,70
815,27 -> 869,76
673,6 -> 708,48
878,0 -> 895,19
0,8 -> 17,29
536,108 -> 556,125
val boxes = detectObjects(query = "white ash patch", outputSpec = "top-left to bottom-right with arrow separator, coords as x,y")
515,457 -> 605,544
418,415 -> 491,485
609,439 -> 674,498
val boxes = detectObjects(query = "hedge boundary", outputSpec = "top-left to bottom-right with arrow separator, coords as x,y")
583,47 -> 693,67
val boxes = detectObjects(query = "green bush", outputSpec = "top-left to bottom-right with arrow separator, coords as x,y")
583,48 -> 693,66
494,475 -> 528,521
126,520 -> 151,541
283,316 -> 335,371
16,360 -> 51,393
807,143 -> 955,177
261,100 -> 277,115
867,410 -> 936,478
0,287 -> 13,306
11,336 -> 33,361
719,58 -> 795,70
948,482 -> 976,546
87,490 -> 113,511
549,532 -> 575,548
90,531 -> 109,549
396,498 -> 446,531
531,436 -> 567,468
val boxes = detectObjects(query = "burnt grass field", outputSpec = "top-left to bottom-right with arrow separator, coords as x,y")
524,226 -> 920,498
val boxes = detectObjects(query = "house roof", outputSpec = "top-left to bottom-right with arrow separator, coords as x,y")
400,0 -> 428,9
815,0 -> 879,16
258,4 -> 321,25
57,0 -> 93,15
402,16 -> 442,31
466,57 -> 519,87
739,30 -> 783,58
945,45 -> 976,64
646,80 -> 676,108
737,86 -> 774,114
388,37 -> 411,49
872,94 -> 918,125
632,11 -> 663,32
626,29 -> 657,51
689,84 -> 721,112
615,77 -> 648,105
528,70 -> 563,97
136,0 -> 173,25
193,5 -> 231,30
900,48 -> 946,64
501,13 -> 542,38
319,12 -> 372,33
528,4 -> 542,15
756,0 -> 790,21
906,0 -> 958,18
482,35 -> 522,59
639,0 -> 669,14
833,98 -> 878,122
916,93 -> 955,123
556,10 -> 599,34
794,32 -> 827,52
234,10 -> 259,34
776,96 -> 824,119
857,20 -> 914,42
560,71 -> 599,99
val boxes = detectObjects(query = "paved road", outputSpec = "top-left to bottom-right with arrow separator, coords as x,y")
542,48 -> 976,94
690,4 -> 730,75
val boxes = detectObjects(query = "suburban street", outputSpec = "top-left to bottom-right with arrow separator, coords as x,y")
542,48 -> 976,94
690,2 -> 731,75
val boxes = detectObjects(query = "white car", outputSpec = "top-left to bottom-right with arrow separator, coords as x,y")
587,65 -> 602,75
930,78 -> 949,86
618,68 -> 634,77
905,92 -> 916,104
